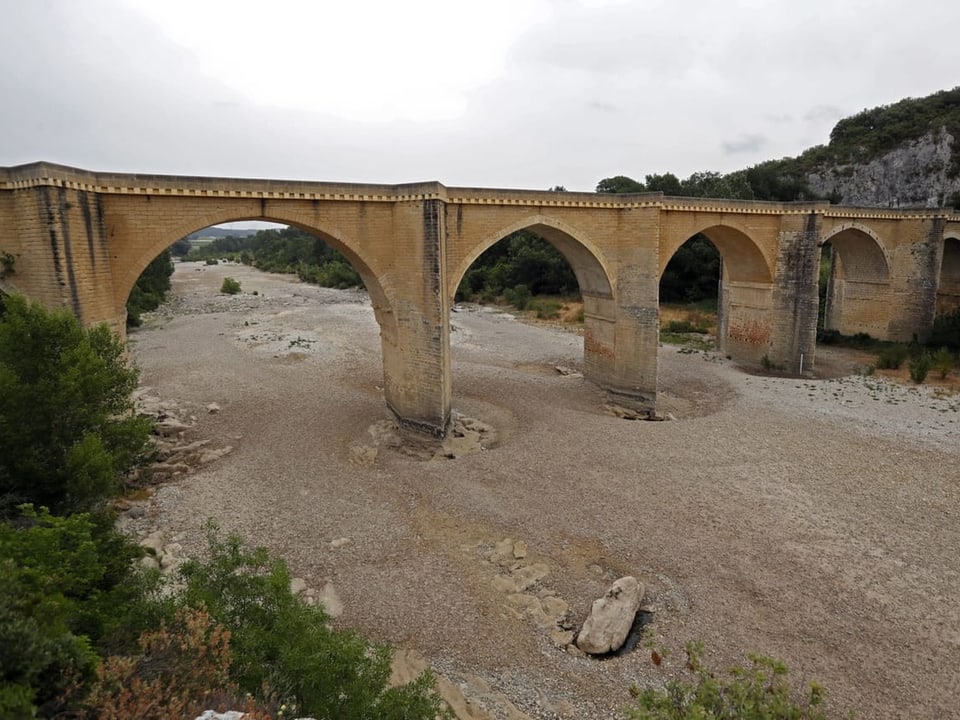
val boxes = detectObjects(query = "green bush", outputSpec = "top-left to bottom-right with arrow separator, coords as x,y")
177,523 -> 448,719
664,319 -> 708,334
528,298 -> 564,320
220,277 -> 242,295
625,642 -> 828,720
909,352 -> 933,383
933,346 -> 955,378
503,284 -> 532,311
126,250 -> 173,327
205,258 -> 220,266
0,296 -> 152,516
876,343 -> 909,369
0,506 -> 162,718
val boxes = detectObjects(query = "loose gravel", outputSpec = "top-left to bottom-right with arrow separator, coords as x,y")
129,261 -> 960,720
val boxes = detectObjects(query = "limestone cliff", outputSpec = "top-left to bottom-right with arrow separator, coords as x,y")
805,127 -> 959,208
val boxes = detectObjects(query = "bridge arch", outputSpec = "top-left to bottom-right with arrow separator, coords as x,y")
449,214 -> 613,302
819,223 -> 892,337
115,210 -> 396,337
659,219 -> 773,284
659,222 -> 774,363
937,231 -> 960,315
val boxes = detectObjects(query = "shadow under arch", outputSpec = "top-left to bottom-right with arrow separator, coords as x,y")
819,223 -> 892,337
450,215 -> 614,302
937,231 -> 960,316
117,213 -> 396,341
659,222 -> 774,363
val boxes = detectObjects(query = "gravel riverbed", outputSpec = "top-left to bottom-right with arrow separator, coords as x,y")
129,261 -> 960,719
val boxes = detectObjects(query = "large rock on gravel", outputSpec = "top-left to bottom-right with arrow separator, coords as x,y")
576,576 -> 643,655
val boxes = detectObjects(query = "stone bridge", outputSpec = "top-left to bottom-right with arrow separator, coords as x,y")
2,162 -> 959,436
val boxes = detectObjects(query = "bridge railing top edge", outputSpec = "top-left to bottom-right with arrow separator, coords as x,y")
0,162 -> 449,200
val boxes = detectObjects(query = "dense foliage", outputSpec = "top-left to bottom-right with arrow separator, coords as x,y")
177,525 -> 447,720
126,249 -> 174,327
0,507 -> 161,718
0,296 -> 151,517
188,226 -> 363,290
457,230 -> 578,302
0,297 -> 446,719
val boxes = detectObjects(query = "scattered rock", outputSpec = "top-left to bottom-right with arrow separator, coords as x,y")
330,537 -> 352,549
554,365 -> 583,378
206,402 -> 221,414
317,581 -> 344,617
576,576 -> 644,655
290,577 -> 308,595
512,540 -> 528,559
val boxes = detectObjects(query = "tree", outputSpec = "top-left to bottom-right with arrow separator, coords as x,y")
596,175 -> 647,193
127,249 -> 174,326
0,296 -> 152,516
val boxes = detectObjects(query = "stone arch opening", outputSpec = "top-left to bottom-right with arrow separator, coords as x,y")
119,216 -> 392,327
659,224 -> 773,362
450,218 -> 616,391
819,225 -> 892,338
936,233 -> 960,316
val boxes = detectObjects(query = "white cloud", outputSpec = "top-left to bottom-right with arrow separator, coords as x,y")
2,0 -> 960,191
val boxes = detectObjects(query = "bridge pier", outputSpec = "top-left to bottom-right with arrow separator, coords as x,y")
589,211 -> 659,412
380,198 -> 452,437
767,213 -> 821,374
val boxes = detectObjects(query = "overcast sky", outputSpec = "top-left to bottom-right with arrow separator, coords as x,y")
3,0 -> 959,192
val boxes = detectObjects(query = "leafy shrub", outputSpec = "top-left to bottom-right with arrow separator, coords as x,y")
503,284 -> 532,311
876,343 -> 909,369
126,250 -> 173,327
220,277 -> 242,295
909,352 -> 933,383
0,507 -> 162,718
176,524 -> 448,719
205,258 -> 220,266
0,296 -> 152,516
528,298 -> 564,320
80,606 -> 272,720
625,642 -> 828,720
933,346 -> 955,378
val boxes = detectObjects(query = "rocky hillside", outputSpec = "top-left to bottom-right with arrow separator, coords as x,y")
805,127 -> 958,208
737,86 -> 960,208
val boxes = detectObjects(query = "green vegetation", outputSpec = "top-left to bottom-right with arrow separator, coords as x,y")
0,297 -> 446,719
625,642 -> 828,720
220,276 -> 242,295
126,249 -> 174,327
876,343 -> 910,370
933,346 -> 955,378
909,352 -> 933,383
457,230 -> 578,304
186,226 -> 363,291
0,295 -> 151,517
176,524 -> 448,720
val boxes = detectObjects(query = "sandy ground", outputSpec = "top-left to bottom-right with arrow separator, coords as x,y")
128,261 -> 960,719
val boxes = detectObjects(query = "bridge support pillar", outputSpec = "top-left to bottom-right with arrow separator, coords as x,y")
768,213 -> 821,374
588,214 -> 659,412
887,217 -> 944,342
380,199 -> 452,438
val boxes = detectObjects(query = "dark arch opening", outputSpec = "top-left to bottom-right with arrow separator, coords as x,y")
818,227 -> 891,339
451,223 -> 615,411
659,225 -> 772,359
936,236 -> 960,316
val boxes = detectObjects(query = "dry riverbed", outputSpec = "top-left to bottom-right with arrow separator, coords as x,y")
127,260 -> 960,719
